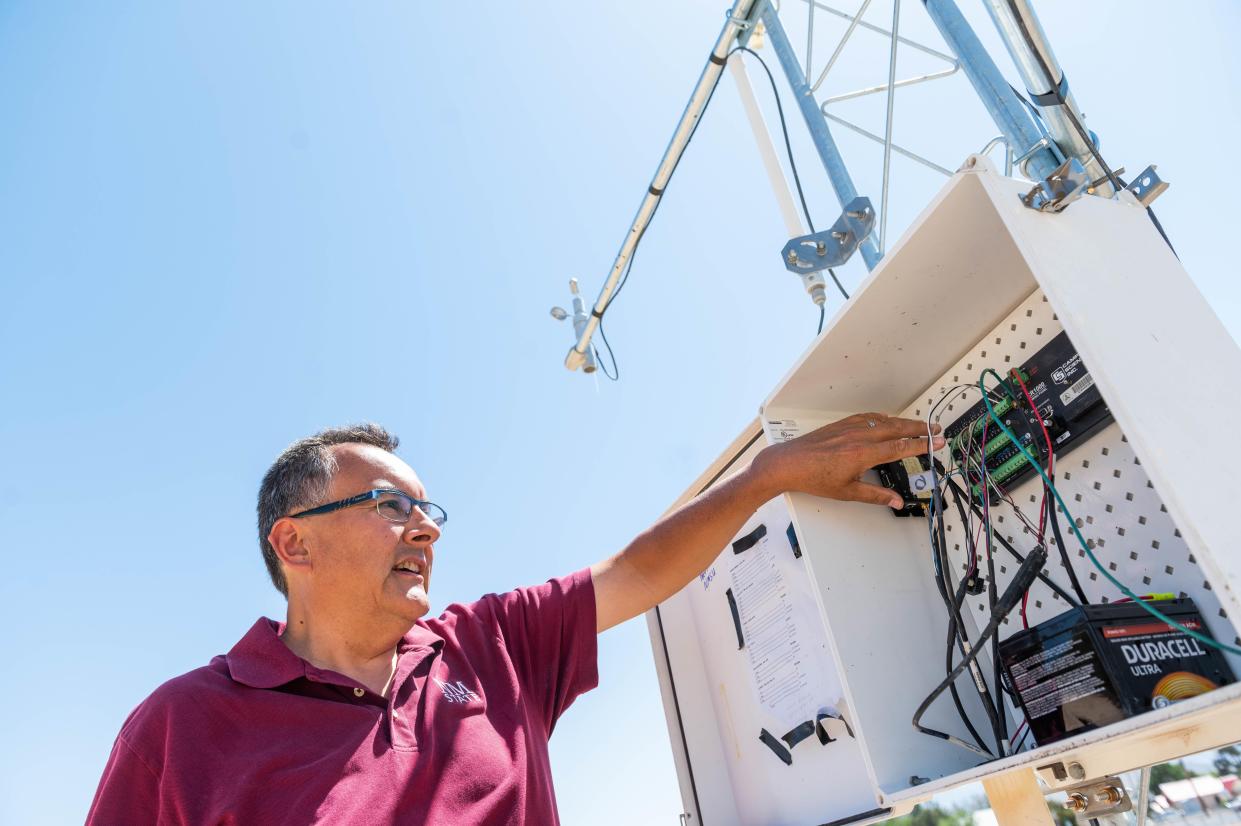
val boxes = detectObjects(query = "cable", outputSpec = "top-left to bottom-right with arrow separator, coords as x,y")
978,368 -> 1241,656
923,385 -> 1006,754
942,575 -> 995,756
979,419 -> 1007,748
1001,1 -> 1121,195
934,486 -> 1002,755
944,476 -> 1081,607
914,544 -> 1048,746
590,46 -> 821,379
816,304 -> 825,335
1002,4 -> 1177,256
1010,370 -> 1090,605
592,333 -> 618,382
945,482 -> 1004,755
827,268 -> 849,301
732,47 -> 817,235
1114,170 -> 1178,258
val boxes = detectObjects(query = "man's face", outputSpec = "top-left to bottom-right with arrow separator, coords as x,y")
289,444 -> 439,626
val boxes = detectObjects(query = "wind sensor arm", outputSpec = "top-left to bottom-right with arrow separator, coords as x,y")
562,0 -> 766,372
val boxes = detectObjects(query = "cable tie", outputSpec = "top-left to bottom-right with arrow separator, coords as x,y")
648,184 -> 663,197
1030,74 -> 1069,107
708,52 -> 727,66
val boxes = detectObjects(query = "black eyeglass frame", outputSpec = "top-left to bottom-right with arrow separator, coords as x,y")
289,488 -> 447,528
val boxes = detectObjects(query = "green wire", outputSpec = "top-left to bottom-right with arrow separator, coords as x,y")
978,368 -> 1241,657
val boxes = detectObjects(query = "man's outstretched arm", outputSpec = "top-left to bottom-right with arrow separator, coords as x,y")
591,413 -> 944,633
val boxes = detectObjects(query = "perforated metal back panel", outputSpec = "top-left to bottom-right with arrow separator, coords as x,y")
901,290 -> 1241,661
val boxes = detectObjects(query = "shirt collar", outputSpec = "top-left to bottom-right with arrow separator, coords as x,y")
225,617 -> 444,689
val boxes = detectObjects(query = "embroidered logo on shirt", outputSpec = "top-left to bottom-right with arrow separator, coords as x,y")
433,677 -> 481,704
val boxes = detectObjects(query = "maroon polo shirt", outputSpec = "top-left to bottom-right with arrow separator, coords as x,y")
87,568 -> 598,825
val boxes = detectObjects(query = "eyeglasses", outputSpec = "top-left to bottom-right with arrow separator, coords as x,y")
289,488 -> 447,528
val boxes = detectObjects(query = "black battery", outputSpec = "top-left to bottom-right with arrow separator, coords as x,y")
998,599 -> 1235,746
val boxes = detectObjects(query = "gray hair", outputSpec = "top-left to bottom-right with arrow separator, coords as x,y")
257,423 -> 400,597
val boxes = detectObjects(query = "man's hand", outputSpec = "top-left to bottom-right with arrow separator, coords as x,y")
591,413 -> 943,632
750,412 -> 944,509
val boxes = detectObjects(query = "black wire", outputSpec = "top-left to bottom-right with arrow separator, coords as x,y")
945,477 -> 1081,607
1003,1 -> 1122,193
590,45 -> 821,379
731,46 -> 818,235
591,45 -> 732,377
944,482 -> 1005,753
943,577 -> 995,754
940,488 -> 1001,755
816,304 -> 825,335
914,546 -> 1047,739
1016,721 -> 1033,752
1113,170 -> 1179,258
1010,398 -> 1090,605
1002,2 -> 1176,264
593,327 -> 619,381
1003,0 -> 1178,259
924,519 -> 993,756
827,268 -> 849,300
978,472 -> 1005,751
1009,83 -> 1048,129
1047,495 -> 1087,604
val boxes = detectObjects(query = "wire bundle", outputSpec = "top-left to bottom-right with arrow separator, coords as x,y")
914,365 -> 1241,762
916,374 -> 1086,758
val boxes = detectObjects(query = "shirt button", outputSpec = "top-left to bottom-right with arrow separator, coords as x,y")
353,687 -> 365,697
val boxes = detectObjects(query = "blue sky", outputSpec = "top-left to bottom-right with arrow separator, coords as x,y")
1,2 -> 1238,823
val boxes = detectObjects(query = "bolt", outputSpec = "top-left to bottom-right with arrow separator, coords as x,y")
1067,762 -> 1086,780
1095,786 -> 1122,805
787,249 -> 799,264
832,230 -> 848,241
848,209 -> 869,219
1065,793 -> 1088,812
815,241 -> 826,256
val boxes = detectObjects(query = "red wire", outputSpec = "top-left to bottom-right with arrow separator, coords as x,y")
1011,369 -> 1055,485
1009,370 -> 1056,628
1011,719 -> 1028,750
1012,370 -> 1055,541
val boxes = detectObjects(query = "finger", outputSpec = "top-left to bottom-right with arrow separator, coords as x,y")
846,412 -> 885,425
843,480 -> 904,509
871,434 -> 944,464
871,416 -> 941,440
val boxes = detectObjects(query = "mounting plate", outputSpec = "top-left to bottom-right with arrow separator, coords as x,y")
780,197 -> 874,274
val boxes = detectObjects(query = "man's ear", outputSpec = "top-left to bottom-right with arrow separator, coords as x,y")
269,517 -> 312,571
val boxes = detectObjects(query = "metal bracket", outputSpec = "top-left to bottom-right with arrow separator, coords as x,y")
1125,164 -> 1169,207
1062,775 -> 1133,820
1035,759 -> 1087,788
734,0 -> 771,49
780,197 -> 875,274
1021,157 -> 1090,213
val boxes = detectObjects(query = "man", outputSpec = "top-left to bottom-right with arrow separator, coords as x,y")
88,416 -> 941,824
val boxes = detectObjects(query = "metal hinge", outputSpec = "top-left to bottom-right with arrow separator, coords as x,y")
1021,158 -> 1090,213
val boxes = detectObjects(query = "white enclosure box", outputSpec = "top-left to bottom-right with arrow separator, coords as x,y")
648,157 -> 1241,826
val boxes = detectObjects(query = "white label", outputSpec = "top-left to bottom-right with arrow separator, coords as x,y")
908,470 -> 935,498
1059,372 -> 1095,406
765,419 -> 802,443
